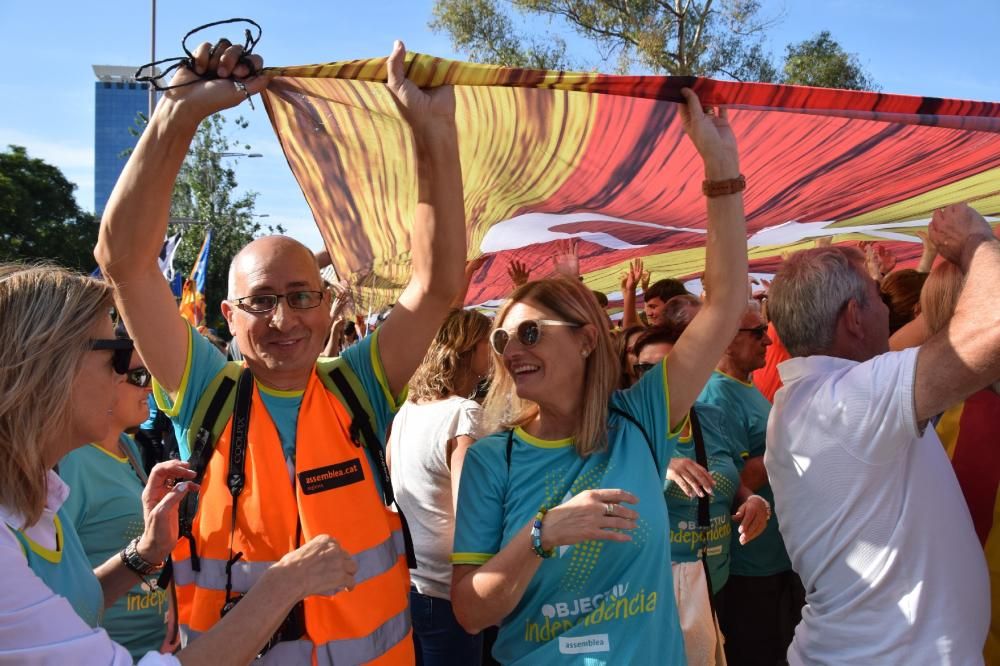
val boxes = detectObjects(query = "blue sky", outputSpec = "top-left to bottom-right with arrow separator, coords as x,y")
1,0 -> 997,252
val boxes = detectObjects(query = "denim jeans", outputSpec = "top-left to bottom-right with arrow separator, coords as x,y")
410,588 -> 482,666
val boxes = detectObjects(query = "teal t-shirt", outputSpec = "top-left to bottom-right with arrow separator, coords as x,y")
699,371 -> 791,576
154,326 -> 402,479
664,403 -> 744,594
453,361 -> 687,665
59,435 -> 165,660
8,508 -> 104,629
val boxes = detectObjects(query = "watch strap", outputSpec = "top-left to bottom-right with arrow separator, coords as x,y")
702,174 -> 746,197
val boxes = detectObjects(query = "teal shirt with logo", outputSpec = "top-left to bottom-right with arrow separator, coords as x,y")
453,362 -> 687,665
699,371 -> 791,577
664,403 -> 744,593
59,435 -> 165,660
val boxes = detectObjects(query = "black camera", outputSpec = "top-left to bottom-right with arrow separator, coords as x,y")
221,595 -> 306,656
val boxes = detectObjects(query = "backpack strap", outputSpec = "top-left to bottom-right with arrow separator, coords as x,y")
608,405 -> 657,468
689,406 -> 718,616
319,359 -> 417,569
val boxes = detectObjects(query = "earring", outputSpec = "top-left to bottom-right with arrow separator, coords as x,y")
581,349 -> 590,358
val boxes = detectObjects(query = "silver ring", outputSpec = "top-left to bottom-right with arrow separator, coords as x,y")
604,503 -> 615,517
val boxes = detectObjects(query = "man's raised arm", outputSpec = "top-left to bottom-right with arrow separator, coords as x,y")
95,42 -> 267,393
376,42 -> 467,397
914,203 -> 1000,421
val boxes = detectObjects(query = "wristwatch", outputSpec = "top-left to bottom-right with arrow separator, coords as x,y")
120,536 -> 164,577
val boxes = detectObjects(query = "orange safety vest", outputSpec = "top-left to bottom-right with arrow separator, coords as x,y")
171,367 -> 413,665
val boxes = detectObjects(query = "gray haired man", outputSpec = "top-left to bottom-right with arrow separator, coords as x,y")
765,203 -> 999,664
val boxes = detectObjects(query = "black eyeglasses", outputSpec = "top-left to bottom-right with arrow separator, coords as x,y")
738,325 -> 768,339
232,290 -> 324,313
633,361 -> 657,376
125,367 -> 152,388
90,338 -> 135,375
489,319 -> 582,355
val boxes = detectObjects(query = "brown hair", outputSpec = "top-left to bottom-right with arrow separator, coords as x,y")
920,261 -> 964,336
409,309 -> 492,402
880,269 -> 928,334
483,277 -> 618,456
616,324 -> 645,389
0,263 -> 113,527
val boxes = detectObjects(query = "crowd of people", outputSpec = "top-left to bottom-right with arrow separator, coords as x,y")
1,35 -> 997,666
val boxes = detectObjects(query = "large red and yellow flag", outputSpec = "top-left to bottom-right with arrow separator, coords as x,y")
261,54 -> 1000,311
178,229 -> 212,327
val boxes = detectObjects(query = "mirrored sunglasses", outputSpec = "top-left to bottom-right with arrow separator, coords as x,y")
632,362 -> 657,377
125,367 -> 152,388
489,319 -> 582,355
90,338 -> 134,375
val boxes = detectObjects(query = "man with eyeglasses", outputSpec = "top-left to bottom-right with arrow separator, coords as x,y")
95,40 -> 465,664
695,304 -> 804,666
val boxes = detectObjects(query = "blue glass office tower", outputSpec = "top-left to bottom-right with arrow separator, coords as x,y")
93,65 -> 154,216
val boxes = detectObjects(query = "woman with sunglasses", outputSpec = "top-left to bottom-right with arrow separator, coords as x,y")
58,349 -> 176,660
450,89 -> 750,665
0,264 -> 361,665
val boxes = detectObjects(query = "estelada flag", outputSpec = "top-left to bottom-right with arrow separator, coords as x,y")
179,229 -> 212,327
261,53 -> 1000,312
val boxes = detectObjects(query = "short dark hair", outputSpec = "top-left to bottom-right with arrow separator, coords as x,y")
644,278 -> 689,303
633,325 -> 682,357
592,290 -> 609,308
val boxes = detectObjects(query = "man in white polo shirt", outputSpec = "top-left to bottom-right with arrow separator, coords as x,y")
764,203 -> 999,664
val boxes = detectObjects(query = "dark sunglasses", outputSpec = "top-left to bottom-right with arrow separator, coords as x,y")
232,290 -> 324,313
490,319 -> 582,355
738,325 -> 768,339
633,361 -> 657,377
125,367 -> 152,388
90,338 -> 135,375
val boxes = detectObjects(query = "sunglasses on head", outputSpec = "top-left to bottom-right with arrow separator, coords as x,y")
738,325 -> 768,339
90,338 -> 135,375
489,319 -> 582,355
125,367 -> 152,388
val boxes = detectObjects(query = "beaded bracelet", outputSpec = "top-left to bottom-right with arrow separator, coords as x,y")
530,508 -> 556,559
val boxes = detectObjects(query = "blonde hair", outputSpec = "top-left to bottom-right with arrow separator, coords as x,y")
920,261 -> 965,336
409,309 -> 492,402
0,263 -> 113,527
483,277 -> 618,457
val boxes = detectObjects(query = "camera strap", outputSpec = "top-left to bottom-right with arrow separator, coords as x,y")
223,368 -> 253,606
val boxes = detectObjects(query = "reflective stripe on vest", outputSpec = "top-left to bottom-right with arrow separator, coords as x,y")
182,608 -> 410,665
172,368 -> 413,664
173,528 -> 405,590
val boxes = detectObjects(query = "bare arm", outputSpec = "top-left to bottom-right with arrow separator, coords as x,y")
448,435 -> 476,516
889,312 -> 930,351
621,258 -> 644,330
451,488 -> 638,633
451,257 -> 488,309
666,91 -> 748,430
95,42 -> 267,393
739,456 -> 768,492
914,204 -> 1000,421
178,535 -> 357,666
377,42 -> 467,397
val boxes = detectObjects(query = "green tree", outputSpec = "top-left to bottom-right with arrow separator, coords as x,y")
0,145 -> 99,271
431,0 -> 777,77
780,31 -> 878,90
166,114 -> 284,333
